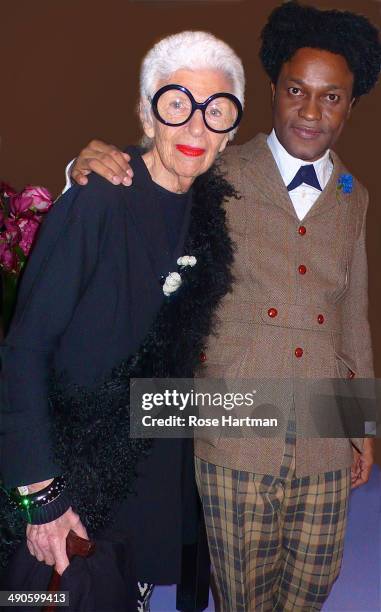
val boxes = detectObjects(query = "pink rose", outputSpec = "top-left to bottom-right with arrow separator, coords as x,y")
21,186 -> 52,212
0,242 -> 19,273
18,217 -> 41,256
0,182 -> 17,198
4,219 -> 22,246
10,193 -> 34,216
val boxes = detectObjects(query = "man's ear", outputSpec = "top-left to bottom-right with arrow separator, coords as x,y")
347,97 -> 358,118
139,101 -> 155,139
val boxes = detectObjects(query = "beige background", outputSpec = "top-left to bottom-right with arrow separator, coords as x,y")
1,0 -> 380,462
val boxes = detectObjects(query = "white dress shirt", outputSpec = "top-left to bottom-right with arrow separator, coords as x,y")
267,129 -> 333,220
63,159 -> 75,194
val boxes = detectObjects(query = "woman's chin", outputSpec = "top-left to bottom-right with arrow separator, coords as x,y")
174,157 -> 208,177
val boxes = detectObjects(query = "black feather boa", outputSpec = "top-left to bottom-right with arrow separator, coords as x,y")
0,163 -> 237,569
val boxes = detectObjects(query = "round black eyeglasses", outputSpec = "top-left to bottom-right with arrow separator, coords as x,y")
150,84 -> 243,134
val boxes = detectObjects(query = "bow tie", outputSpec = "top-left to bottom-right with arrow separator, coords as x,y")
287,164 -> 322,192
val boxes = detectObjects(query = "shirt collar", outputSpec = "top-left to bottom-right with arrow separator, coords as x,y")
267,129 -> 332,191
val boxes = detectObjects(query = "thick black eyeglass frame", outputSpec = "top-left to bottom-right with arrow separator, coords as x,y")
150,84 -> 243,133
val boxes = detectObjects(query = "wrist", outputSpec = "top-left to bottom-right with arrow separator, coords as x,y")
27,492 -> 72,525
9,475 -> 69,523
362,438 -> 375,453
21,478 -> 54,495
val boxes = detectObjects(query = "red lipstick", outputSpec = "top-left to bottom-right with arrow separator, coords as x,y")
176,144 -> 205,157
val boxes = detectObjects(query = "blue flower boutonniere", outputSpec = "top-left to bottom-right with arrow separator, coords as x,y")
337,173 -> 354,195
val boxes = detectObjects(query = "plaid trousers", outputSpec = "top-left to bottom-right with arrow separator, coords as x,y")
195,415 -> 351,611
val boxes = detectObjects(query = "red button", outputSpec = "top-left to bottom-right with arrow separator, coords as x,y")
298,264 -> 307,275
295,347 -> 303,358
200,351 -> 207,363
298,226 -> 306,236
317,314 -> 325,325
268,308 -> 278,318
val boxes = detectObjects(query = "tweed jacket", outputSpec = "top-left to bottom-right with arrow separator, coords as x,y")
195,133 -> 374,476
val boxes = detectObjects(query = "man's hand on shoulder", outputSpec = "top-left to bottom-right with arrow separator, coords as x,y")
351,438 -> 374,489
71,140 -> 133,187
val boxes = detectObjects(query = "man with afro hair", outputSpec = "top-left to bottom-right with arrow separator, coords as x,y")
70,2 -> 381,610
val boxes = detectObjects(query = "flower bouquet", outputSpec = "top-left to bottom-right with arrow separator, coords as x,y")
0,182 -> 53,332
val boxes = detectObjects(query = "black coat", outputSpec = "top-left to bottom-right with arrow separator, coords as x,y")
0,149 -> 210,600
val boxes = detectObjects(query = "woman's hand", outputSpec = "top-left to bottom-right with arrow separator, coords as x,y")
71,139 -> 133,187
26,507 -> 89,574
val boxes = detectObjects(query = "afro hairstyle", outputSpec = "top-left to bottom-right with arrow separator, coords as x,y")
259,1 -> 381,98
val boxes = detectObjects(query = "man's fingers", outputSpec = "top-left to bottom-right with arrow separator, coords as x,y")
85,141 -> 132,173
74,174 -> 89,186
85,158 -> 130,185
351,464 -> 360,478
122,152 -> 132,163
351,462 -> 372,489
88,151 -> 133,183
88,158 -> 122,184
351,476 -> 365,489
91,153 -> 130,183
351,471 -> 361,489
360,465 -> 372,484
71,141 -> 133,187
108,148 -> 134,177
72,158 -> 113,185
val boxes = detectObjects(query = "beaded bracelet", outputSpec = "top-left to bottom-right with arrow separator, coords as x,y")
9,475 -> 67,512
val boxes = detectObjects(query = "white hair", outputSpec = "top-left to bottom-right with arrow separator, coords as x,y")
139,31 -> 245,142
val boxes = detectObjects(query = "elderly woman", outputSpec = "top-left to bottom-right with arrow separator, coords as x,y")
0,31 -> 244,610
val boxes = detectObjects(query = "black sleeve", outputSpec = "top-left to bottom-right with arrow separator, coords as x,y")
0,177 -> 110,489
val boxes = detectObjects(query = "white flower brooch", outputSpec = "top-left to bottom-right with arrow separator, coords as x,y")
162,255 -> 197,297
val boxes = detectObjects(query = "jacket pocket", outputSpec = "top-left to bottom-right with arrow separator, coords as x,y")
334,352 -> 357,379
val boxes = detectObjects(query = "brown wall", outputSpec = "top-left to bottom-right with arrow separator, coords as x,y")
1,0 -> 380,461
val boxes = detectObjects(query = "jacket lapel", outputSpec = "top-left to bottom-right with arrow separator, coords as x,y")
238,134 -> 298,220
238,134 -> 349,221
303,150 -> 347,220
